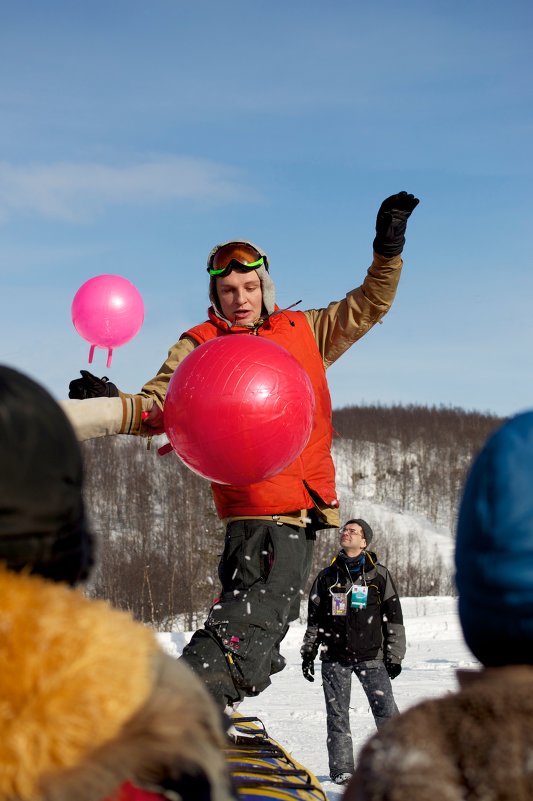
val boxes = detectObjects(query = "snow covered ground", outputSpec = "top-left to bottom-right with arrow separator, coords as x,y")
158,595 -> 477,800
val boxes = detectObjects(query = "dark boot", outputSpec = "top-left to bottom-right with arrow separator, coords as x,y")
270,647 -> 287,675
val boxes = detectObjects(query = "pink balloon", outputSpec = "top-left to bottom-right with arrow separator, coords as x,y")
72,274 -> 144,367
163,336 -> 315,486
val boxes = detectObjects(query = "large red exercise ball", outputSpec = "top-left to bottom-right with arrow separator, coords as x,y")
163,336 -> 316,485
71,274 -> 144,368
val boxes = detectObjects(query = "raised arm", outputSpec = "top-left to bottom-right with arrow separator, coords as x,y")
304,191 -> 419,367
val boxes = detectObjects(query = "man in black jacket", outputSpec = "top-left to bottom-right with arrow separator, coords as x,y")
300,519 -> 405,786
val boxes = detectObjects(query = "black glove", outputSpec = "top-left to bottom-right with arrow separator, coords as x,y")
302,655 -> 315,682
373,191 -> 420,258
68,370 -> 119,399
385,660 -> 402,680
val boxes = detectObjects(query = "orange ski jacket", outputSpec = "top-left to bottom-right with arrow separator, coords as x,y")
184,308 -> 337,521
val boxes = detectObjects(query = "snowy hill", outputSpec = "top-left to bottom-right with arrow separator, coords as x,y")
83,405 -> 502,622
336,482 -> 455,568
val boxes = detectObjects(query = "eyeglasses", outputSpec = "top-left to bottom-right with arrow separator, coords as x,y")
208,256 -> 265,278
207,242 -> 267,278
340,527 -> 363,536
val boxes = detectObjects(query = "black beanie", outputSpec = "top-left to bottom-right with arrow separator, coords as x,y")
345,518 -> 374,544
0,366 -> 93,585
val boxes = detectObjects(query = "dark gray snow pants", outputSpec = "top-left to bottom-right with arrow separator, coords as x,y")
180,519 -> 315,707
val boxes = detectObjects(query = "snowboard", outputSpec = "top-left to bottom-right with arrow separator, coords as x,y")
225,715 -> 327,801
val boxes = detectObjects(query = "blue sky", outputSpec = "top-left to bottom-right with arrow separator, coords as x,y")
1,0 -> 531,417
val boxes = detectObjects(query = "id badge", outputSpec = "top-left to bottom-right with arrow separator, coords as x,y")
351,585 -> 368,609
331,593 -> 348,616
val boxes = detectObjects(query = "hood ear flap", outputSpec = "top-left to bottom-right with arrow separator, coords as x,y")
255,264 -> 276,315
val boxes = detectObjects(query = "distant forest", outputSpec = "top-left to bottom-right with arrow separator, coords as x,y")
83,403 -> 503,628
330,403 -> 503,601
332,403 -> 501,447
332,403 -> 502,529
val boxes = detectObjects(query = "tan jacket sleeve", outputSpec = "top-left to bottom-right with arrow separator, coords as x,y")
303,252 -> 403,368
124,335 -> 197,408
59,396 -> 153,441
63,337 -> 197,442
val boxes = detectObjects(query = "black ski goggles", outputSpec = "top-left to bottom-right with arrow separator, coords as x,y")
207,243 -> 267,278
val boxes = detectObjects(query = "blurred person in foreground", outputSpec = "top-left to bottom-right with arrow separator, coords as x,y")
345,411 -> 533,801
300,519 -> 405,786
0,365 -> 232,801
64,192 -> 419,710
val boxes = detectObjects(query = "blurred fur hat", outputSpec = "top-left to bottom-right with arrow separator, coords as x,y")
0,366 -> 93,585
455,411 -> 533,665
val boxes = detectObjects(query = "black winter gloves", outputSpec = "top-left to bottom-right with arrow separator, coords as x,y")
68,370 -> 119,399
302,656 -> 315,682
373,191 -> 420,258
300,639 -> 318,681
385,660 -> 402,680
301,641 -> 318,682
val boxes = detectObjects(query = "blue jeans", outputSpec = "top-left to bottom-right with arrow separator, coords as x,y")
321,659 -> 398,778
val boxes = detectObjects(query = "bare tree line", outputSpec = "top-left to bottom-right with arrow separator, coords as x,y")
82,404 -> 502,628
83,436 -> 225,630
332,404 -> 502,530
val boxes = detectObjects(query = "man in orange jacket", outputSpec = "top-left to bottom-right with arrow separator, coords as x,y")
65,191 -> 419,709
